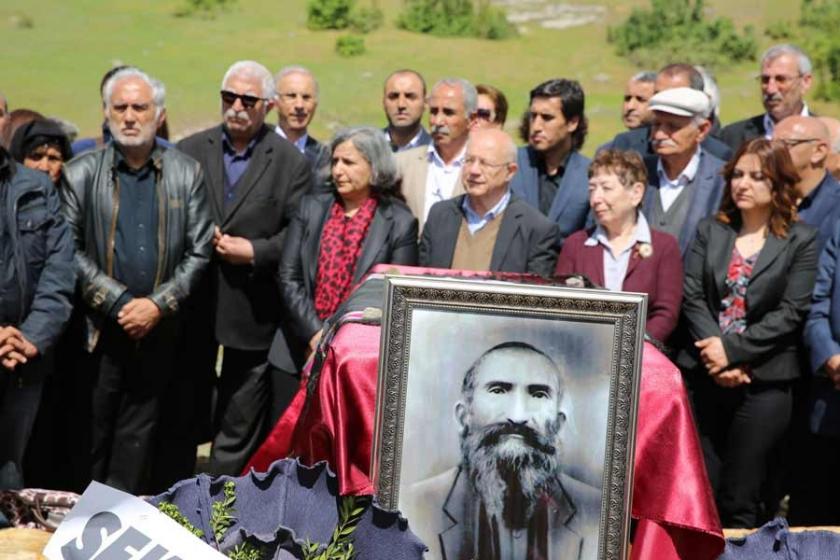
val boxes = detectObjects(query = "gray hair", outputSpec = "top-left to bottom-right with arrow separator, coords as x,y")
274,65 -> 319,98
222,60 -> 275,99
431,78 -> 478,116
762,44 -> 813,75
630,71 -> 657,84
102,68 -> 166,118
330,126 -> 398,191
694,65 -> 720,119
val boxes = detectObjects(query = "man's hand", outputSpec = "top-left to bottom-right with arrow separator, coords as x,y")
212,226 -> 223,248
117,298 -> 162,341
696,336 -> 729,374
826,354 -> 840,389
713,367 -> 752,388
0,326 -> 39,370
304,329 -> 323,360
215,233 -> 255,265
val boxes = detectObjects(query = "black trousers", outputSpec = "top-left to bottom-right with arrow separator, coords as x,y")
688,372 -> 793,528
0,370 -> 44,490
789,431 -> 840,525
88,321 -> 178,494
207,348 -> 270,476
267,365 -> 301,429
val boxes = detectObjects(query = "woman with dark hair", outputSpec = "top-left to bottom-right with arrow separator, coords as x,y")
1,109 -> 45,149
9,119 -> 71,186
679,138 -> 818,528
265,126 -> 418,422
556,149 -> 682,342
473,84 -> 508,130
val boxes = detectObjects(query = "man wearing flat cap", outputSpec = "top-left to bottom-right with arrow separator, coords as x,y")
640,87 -> 725,257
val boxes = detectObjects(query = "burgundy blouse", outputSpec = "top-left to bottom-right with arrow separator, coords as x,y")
313,197 -> 379,320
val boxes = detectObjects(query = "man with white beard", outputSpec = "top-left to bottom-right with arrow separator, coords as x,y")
403,342 -> 601,560
178,61 -> 312,476
63,68 -> 213,493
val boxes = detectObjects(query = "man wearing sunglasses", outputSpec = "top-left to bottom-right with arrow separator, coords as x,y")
178,60 -> 312,477
721,44 -> 814,152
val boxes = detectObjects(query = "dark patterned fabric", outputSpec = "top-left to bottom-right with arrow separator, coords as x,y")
313,197 -> 378,320
719,246 -> 758,335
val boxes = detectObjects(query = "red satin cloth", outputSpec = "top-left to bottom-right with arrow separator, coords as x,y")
246,324 -> 724,559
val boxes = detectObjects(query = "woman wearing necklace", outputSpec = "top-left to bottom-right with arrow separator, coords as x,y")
556,149 -> 683,343
679,138 -> 818,528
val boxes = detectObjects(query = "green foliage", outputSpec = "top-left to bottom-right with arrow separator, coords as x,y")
228,543 -> 264,560
302,496 -> 368,560
349,6 -> 384,34
335,35 -> 366,57
764,21 -> 792,40
307,0 -> 355,30
174,0 -> 236,18
397,0 -> 516,40
799,0 -> 840,101
607,0 -> 757,68
157,502 -> 205,539
211,481 -> 238,544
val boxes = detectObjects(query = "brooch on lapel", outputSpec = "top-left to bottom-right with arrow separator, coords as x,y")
636,243 -> 653,259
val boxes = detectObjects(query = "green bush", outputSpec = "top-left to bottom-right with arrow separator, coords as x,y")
607,0 -> 756,68
174,0 -> 236,18
335,34 -> 366,57
308,0 -> 355,30
800,0 -> 840,101
350,6 -> 384,34
397,0 -> 516,40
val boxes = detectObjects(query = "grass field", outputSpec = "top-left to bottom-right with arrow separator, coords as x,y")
2,0 -> 836,155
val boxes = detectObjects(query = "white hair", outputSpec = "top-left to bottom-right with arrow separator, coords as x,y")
630,71 -> 657,84
694,66 -> 720,119
102,68 -> 166,118
274,65 -> 319,98
431,78 -> 478,116
762,44 -> 813,75
221,60 -> 275,99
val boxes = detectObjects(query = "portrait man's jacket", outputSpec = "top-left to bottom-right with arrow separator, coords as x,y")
508,146 -> 590,246
403,466 -> 600,560
719,114 -> 766,153
419,194 -> 559,276
63,142 -> 213,352
598,125 -> 733,162
177,124 -> 312,350
641,150 -> 726,257
395,145 -> 465,230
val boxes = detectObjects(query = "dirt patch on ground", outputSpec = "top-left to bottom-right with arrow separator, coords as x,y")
494,0 -> 606,30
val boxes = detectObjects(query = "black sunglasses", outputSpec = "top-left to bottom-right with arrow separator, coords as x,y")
475,108 -> 494,120
220,90 -> 264,108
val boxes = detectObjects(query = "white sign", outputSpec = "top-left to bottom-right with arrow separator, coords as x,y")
43,481 -> 228,560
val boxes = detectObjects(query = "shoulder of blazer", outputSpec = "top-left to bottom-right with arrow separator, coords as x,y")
507,195 -> 554,231
299,192 -> 335,218
650,228 -> 680,251
177,124 -> 224,150
788,221 -> 818,242
396,145 -> 428,165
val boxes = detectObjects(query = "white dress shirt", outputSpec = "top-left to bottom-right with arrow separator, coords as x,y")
656,148 -> 701,212
462,190 -> 511,234
424,144 -> 466,220
275,125 -> 308,154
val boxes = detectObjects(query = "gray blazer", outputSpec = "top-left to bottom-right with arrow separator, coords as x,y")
419,194 -> 559,276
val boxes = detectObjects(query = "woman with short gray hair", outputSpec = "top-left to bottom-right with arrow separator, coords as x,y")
266,126 -> 418,421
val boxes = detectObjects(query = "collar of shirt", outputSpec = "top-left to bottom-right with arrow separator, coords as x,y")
387,127 -> 426,152
222,129 -> 259,159
427,143 -> 466,170
585,212 -> 653,254
764,103 -> 810,139
275,125 -> 308,154
113,145 -> 155,176
537,150 -> 572,179
462,190 -> 511,234
656,147 -> 701,188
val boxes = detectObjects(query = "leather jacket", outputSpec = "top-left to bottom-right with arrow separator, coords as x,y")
62,142 -> 213,351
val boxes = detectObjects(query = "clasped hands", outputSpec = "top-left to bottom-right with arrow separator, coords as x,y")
117,298 -> 162,341
213,226 -> 254,265
695,336 -> 751,388
0,326 -> 39,371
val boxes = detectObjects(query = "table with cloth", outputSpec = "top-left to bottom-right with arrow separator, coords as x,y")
246,268 -> 725,560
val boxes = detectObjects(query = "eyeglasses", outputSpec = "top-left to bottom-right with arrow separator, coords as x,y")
778,138 -> 819,148
759,74 -> 801,87
220,90 -> 264,108
464,156 -> 511,170
475,108 -> 494,121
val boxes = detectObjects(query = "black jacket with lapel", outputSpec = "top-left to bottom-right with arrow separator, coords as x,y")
268,192 -> 418,371
419,194 -> 559,276
177,124 -> 313,350
679,217 -> 818,381
719,115 -> 766,153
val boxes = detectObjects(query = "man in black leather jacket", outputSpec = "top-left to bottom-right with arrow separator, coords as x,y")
62,68 -> 213,493
0,145 -> 74,490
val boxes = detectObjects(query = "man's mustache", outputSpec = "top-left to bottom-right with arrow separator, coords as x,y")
431,124 -> 450,136
764,92 -> 783,103
477,422 -> 556,456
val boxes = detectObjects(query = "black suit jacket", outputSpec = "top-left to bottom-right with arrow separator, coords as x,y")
719,114 -> 766,153
678,217 -> 818,381
600,125 -> 734,162
177,124 -> 313,350
268,192 -> 418,371
419,194 -> 559,276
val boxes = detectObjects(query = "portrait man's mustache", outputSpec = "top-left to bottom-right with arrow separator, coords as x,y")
462,417 -> 562,529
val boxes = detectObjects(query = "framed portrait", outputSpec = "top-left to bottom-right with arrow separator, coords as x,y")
372,275 -> 647,560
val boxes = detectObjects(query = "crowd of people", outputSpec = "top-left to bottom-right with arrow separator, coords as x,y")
2,41 -> 840,532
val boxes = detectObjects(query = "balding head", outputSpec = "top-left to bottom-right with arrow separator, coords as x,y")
774,115 -> 829,146
462,128 -> 519,210
819,116 -> 840,180
774,115 -> 830,188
